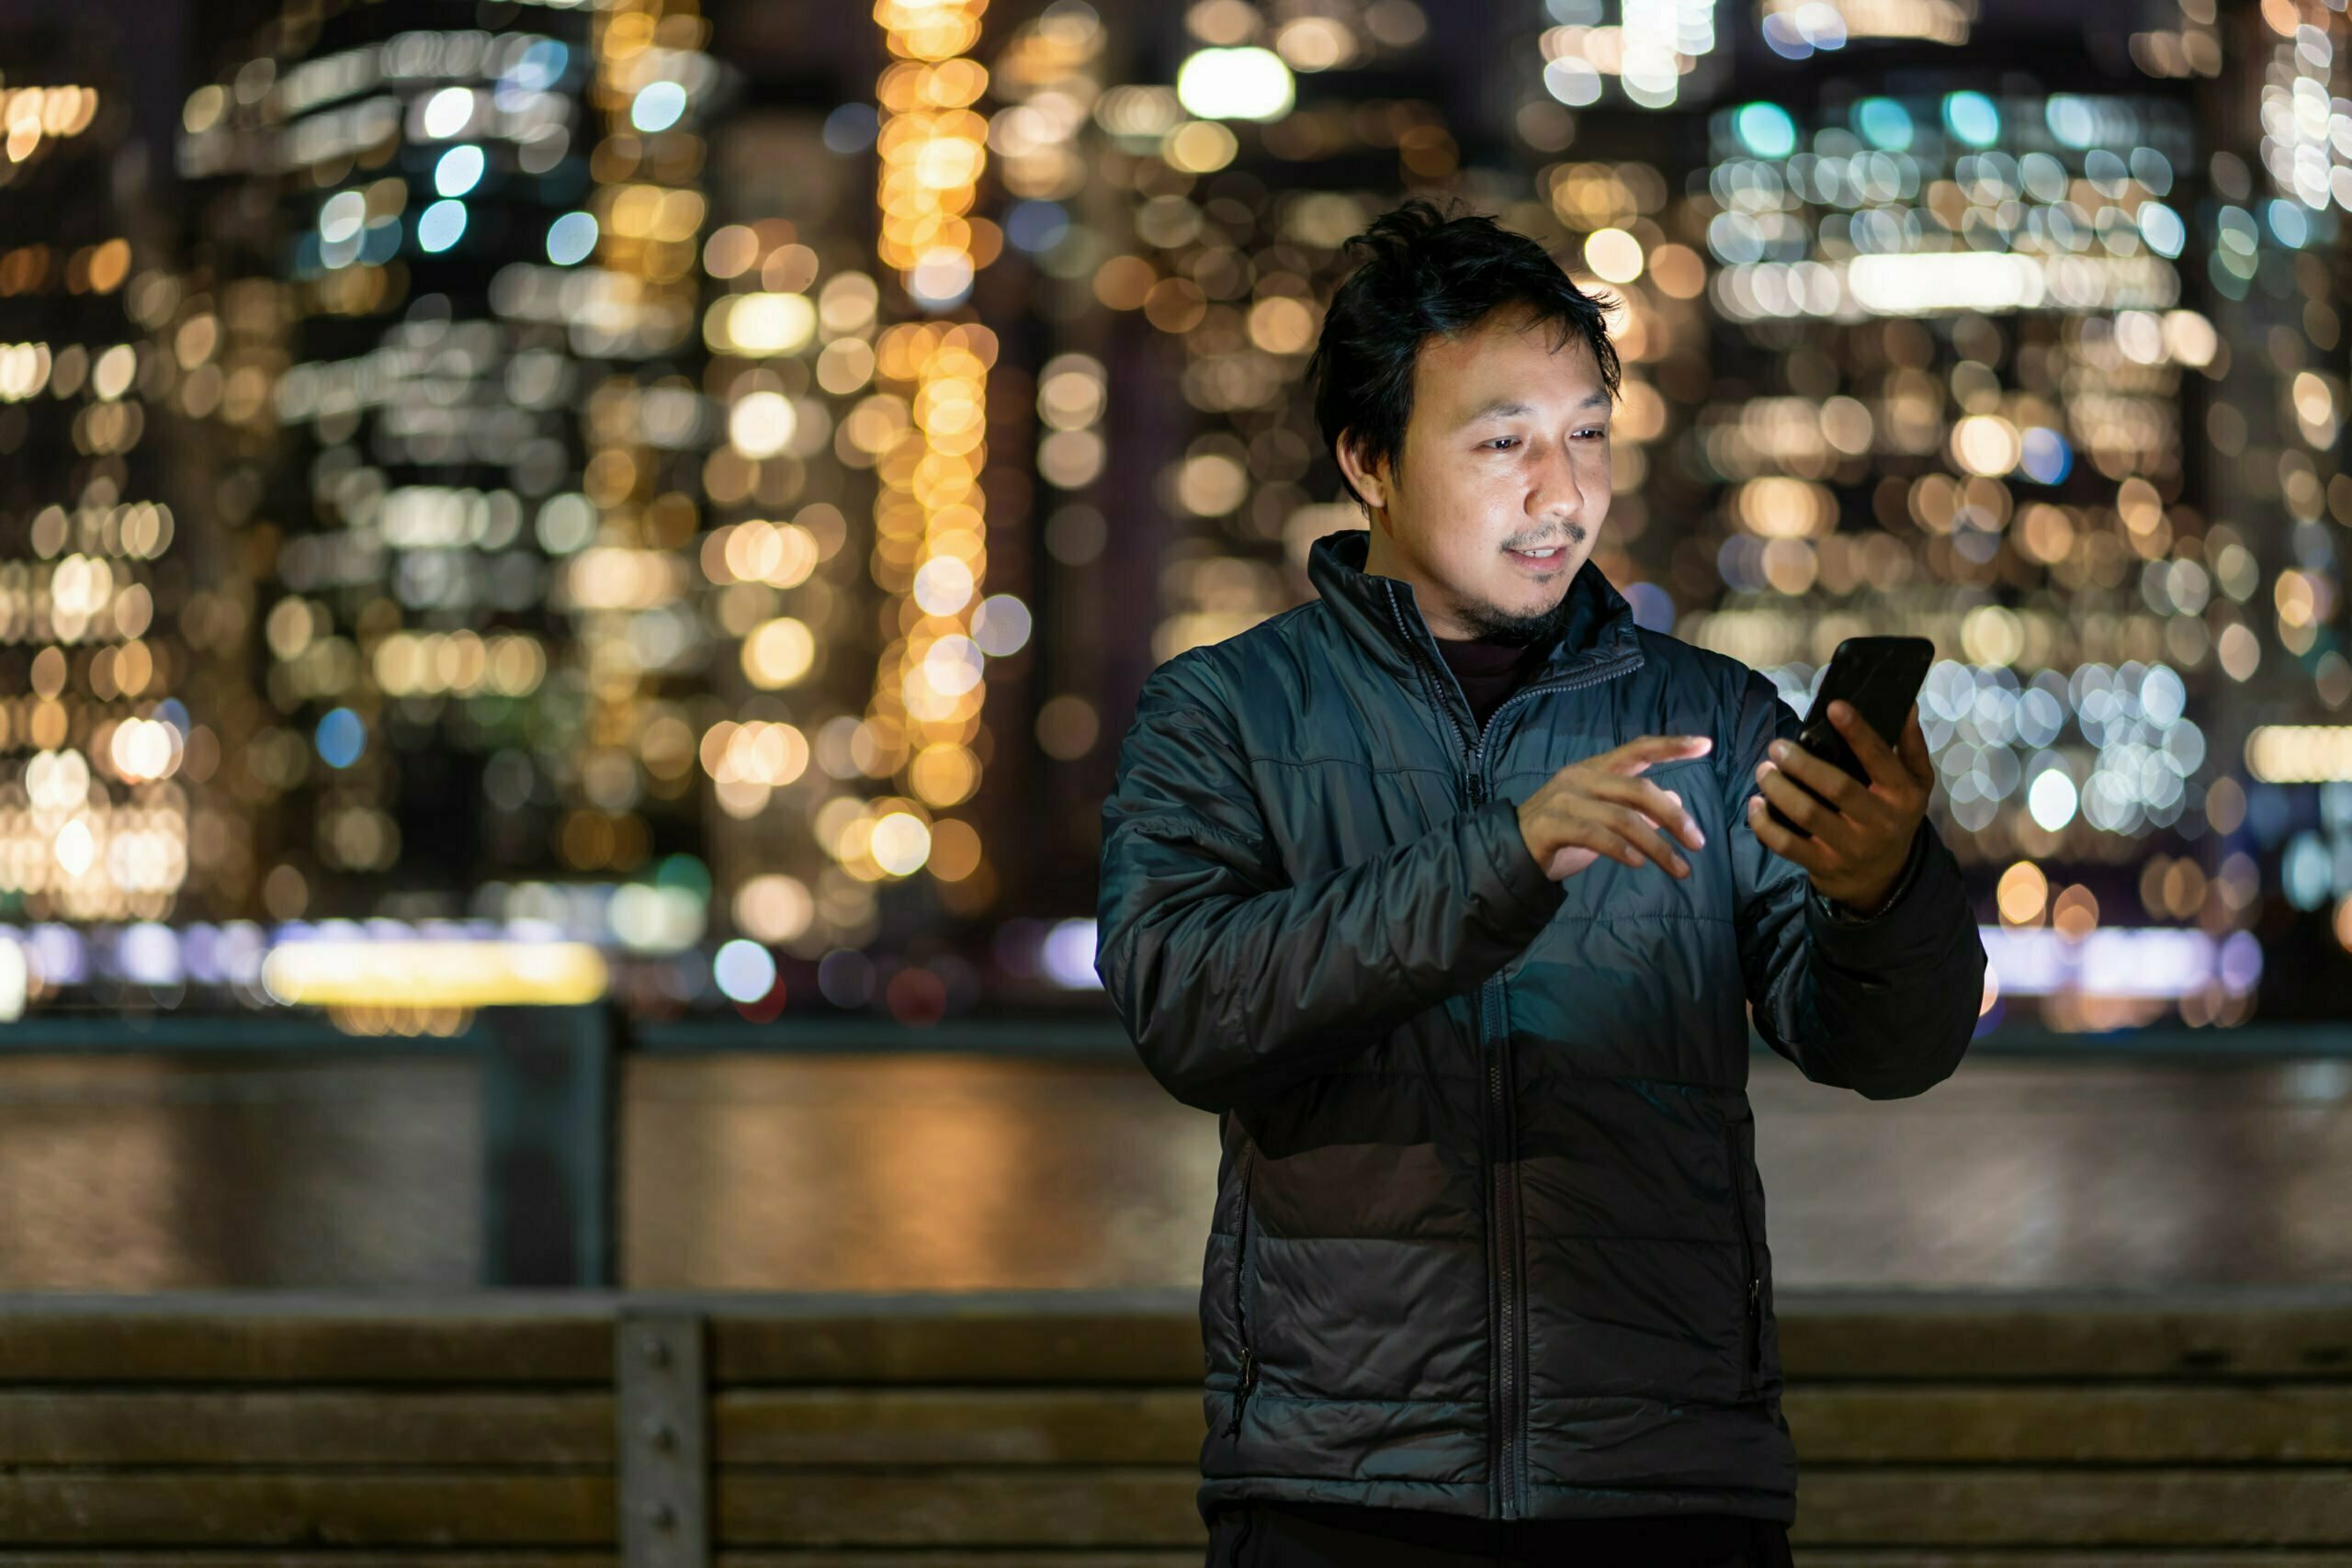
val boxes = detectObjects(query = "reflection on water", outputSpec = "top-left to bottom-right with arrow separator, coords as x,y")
0,1055 -> 480,1289
1747,1055 -> 2352,1288
622,1054 -> 1220,1290
622,1052 -> 2352,1292
2,1049 -> 2348,1291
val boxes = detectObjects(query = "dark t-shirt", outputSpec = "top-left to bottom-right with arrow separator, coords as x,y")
1432,628 -> 1547,732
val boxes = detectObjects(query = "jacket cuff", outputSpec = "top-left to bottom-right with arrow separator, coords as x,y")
1471,795 -> 1569,929
1811,817 -> 1928,925
1803,818 -> 1962,964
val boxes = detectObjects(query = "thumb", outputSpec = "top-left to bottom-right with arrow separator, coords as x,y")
1546,843 -> 1600,880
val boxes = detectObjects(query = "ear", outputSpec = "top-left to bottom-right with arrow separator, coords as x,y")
1334,430 -> 1389,513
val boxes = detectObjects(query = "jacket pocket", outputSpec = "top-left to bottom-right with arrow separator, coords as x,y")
1723,1117 -> 1762,1398
1224,1144 -> 1259,1439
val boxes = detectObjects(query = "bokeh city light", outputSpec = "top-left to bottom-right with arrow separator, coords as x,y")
0,0 -> 2343,1031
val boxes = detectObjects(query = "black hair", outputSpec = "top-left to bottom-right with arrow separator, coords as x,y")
1306,197 -> 1623,513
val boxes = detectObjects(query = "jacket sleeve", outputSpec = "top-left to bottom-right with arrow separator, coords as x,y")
1723,669 -> 1987,1100
1094,658 -> 1568,1113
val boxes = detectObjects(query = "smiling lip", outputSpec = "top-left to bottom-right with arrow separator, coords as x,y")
1507,546 -> 1567,570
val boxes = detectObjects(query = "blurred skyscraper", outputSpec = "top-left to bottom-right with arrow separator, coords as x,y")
168,0 -> 747,1021
0,18 -> 243,1013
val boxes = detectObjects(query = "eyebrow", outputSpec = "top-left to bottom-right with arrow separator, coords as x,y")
1459,392 -> 1611,428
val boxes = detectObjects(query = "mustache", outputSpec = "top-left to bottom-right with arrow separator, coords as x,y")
1503,525 -> 1587,551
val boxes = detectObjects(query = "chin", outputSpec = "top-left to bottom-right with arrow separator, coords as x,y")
1505,559 -> 1578,597
1498,581 -> 1565,613
1453,576 -> 1576,643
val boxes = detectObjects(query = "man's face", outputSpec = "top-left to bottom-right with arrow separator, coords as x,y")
1341,305 -> 1613,643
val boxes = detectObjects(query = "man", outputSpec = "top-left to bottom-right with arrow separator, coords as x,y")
1094,197 -> 1986,1566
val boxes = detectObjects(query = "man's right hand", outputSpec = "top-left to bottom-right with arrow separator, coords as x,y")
1517,734 -> 1713,882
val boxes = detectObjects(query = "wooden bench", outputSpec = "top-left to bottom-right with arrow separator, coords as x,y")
0,1288 -> 2346,1563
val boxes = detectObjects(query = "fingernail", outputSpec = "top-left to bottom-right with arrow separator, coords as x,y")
1756,760 -> 1773,778
1691,829 -> 1706,848
1830,702 -> 1849,723
1768,740 -> 1788,761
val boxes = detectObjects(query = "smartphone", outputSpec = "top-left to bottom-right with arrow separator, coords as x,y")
1766,635 -> 1935,838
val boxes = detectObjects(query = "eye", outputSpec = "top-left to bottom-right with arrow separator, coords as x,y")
1574,427 -> 1609,440
1482,437 -> 1518,451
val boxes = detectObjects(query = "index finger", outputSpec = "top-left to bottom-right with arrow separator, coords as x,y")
1896,704 -> 1935,789
1608,734 -> 1713,773
1827,700 -> 1907,792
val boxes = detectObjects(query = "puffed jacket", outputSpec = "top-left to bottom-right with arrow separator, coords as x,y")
1094,525 -> 1986,1526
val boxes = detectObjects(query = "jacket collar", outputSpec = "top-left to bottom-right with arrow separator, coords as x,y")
1306,526 -> 1643,694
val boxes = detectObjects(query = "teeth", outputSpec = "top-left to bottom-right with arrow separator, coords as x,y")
1519,548 -> 1558,558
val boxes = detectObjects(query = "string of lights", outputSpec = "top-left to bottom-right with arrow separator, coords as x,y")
851,3 -> 1022,921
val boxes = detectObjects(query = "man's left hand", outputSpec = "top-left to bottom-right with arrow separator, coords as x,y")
1744,700 -> 1933,917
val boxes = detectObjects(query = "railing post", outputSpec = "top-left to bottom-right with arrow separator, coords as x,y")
616,1309 -> 710,1566
480,1001 -> 615,1286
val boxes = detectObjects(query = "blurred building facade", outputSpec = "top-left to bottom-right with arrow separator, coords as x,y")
0,19 -> 233,1014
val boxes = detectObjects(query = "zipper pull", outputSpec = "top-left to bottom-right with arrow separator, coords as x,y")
1224,1348 -> 1258,1438
1747,1279 -> 1764,1370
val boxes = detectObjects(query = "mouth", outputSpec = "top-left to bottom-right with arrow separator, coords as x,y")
1505,545 -> 1568,571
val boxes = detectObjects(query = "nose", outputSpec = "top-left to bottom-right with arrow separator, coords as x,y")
1526,435 -> 1588,525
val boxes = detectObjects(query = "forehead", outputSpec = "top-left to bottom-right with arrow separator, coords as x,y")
1412,310 -> 1606,416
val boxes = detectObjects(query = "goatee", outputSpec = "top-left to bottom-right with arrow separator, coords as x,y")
1456,563 -> 1582,647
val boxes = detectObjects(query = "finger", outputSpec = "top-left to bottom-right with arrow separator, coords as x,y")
1761,734 -> 1874,821
1608,734 -> 1713,773
1897,704 -> 1935,789
1755,760 -> 1864,861
1596,775 -> 1706,852
1593,802 -> 1692,878
1746,791 -> 1830,874
1826,700 -> 1911,798
1562,818 -> 1662,875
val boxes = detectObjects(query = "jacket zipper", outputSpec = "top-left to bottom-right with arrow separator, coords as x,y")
1383,582 -> 1644,1521
1476,953 -> 1521,1516
1724,1119 -> 1761,1395
1225,1143 -> 1259,1439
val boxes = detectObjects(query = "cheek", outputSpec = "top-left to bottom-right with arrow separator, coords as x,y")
1565,450 -> 1613,522
1435,530 -> 1502,588
1403,471 -> 1501,558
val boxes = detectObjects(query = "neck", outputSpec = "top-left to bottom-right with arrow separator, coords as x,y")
1362,518 -> 1476,640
